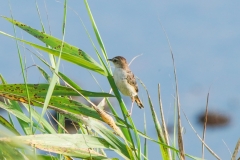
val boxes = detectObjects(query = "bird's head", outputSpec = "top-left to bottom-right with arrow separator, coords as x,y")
108,56 -> 128,69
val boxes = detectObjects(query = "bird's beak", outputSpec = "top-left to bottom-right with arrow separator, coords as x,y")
108,59 -> 113,61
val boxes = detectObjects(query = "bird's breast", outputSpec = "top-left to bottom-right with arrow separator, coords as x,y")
113,68 -> 137,96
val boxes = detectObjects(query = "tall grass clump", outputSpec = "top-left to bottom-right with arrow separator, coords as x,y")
0,1 -> 237,160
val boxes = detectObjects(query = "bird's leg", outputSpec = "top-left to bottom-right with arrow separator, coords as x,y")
127,97 -> 134,116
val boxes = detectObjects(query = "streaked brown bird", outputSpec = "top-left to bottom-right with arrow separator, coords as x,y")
108,56 -> 144,115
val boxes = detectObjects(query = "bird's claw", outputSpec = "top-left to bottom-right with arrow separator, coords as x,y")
127,110 -> 132,117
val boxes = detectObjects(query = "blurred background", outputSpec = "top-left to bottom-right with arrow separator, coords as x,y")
0,0 -> 240,159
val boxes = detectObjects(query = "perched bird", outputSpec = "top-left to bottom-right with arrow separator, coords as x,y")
108,56 -> 144,115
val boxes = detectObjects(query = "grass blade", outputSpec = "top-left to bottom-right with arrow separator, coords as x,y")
231,138 -> 240,160
139,79 -> 169,160
36,65 -> 51,82
1,16 -> 97,65
0,115 -> 20,136
39,0 -> 66,134
8,2 -> 33,134
160,22 -> 185,159
202,91 -> 210,159
158,84 -> 172,159
0,134 -> 110,159
84,0 -> 109,63
0,84 -> 114,97
143,112 -> 148,160
0,21 -> 106,76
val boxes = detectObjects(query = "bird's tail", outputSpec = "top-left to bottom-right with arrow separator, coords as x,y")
134,95 -> 144,109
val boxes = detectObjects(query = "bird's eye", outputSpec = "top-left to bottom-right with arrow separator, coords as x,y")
113,59 -> 117,62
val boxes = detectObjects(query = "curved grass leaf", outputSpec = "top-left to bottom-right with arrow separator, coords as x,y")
0,102 -> 53,134
0,92 -> 102,121
0,115 -> 20,136
138,79 -> 170,159
33,54 -> 84,92
0,84 -> 114,98
0,141 -> 32,160
58,72 -> 82,90
2,16 -> 96,63
36,155 -> 58,160
36,66 -> 51,82
59,114 -> 131,160
0,134 -> 113,159
0,25 -> 106,76
89,119 -> 131,159
0,76 -> 33,135
0,75 -> 56,134
0,92 -> 133,159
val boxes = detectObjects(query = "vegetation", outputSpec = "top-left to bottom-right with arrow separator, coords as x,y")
0,1 -> 239,160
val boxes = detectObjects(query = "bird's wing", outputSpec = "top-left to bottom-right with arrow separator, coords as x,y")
126,70 -> 138,93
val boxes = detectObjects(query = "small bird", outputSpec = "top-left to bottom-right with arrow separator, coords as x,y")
108,56 -> 144,115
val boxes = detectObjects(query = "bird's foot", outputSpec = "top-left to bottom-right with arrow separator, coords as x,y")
127,110 -> 132,117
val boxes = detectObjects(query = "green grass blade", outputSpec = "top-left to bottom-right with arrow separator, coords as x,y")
136,129 -> 201,160
90,119 -> 133,159
0,75 -> 15,129
0,115 -> 20,136
0,141 -> 31,160
84,0 -> 109,63
1,84 -> 136,159
21,103 -> 56,134
158,84 -> 172,159
39,0 -> 66,134
0,130 -> 50,160
58,72 -> 82,90
1,16 -> 97,64
69,114 -> 133,159
56,0 -> 68,135
173,101 -> 177,160
35,0 -> 57,69
35,0 -> 45,32
0,102 -> 48,133
36,155 -> 58,160
32,51 -> 84,91
0,84 -> 114,97
36,65 -> 51,82
8,5 -> 33,134
139,79 -> 170,160
0,134 -> 109,159
160,23 -> 185,159
10,101 -> 33,135
0,75 -> 27,134
0,77 -> 32,135
0,92 -> 101,122
143,112 -> 148,160
0,21 -> 106,76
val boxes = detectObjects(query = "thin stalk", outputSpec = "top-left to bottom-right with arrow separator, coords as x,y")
158,84 -> 172,160
38,0 -> 67,133
202,92 -> 210,159
8,0 -> 33,134
159,21 -> 185,160
231,138 -> 240,160
143,112 -> 148,160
